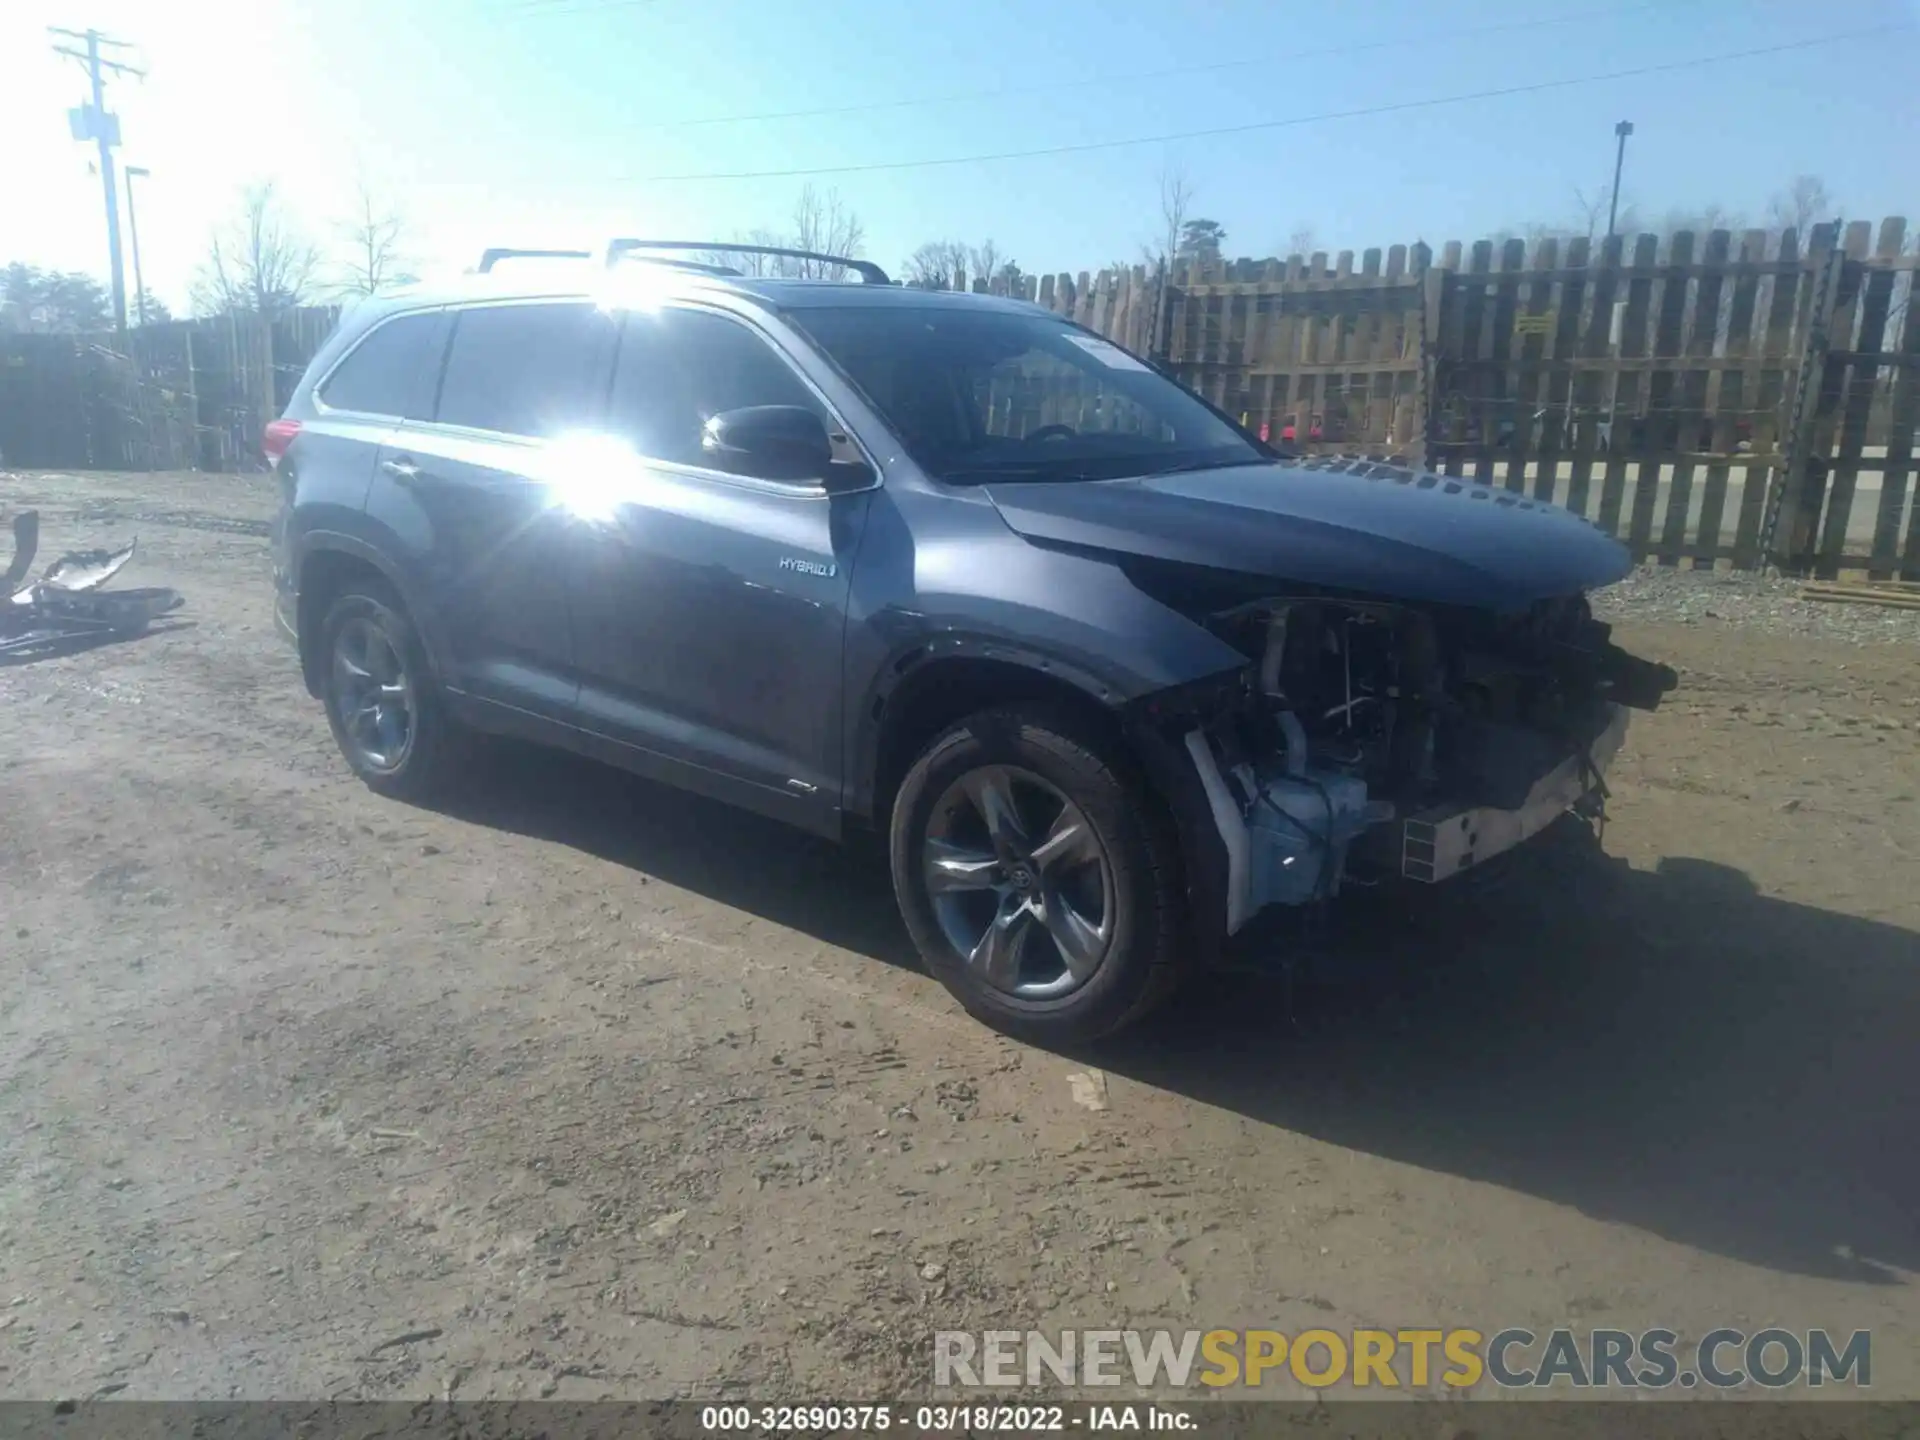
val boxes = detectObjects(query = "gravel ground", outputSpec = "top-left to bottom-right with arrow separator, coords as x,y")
2,470 -> 1916,1405
1594,563 -> 1920,646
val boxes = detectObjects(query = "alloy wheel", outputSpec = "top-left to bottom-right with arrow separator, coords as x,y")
331,616 -> 415,772
922,764 -> 1115,1000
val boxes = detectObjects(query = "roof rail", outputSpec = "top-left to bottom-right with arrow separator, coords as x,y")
476,247 -> 594,274
605,238 -> 891,285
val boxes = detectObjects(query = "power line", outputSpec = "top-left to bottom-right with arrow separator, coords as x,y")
613,0 -> 1701,133
502,0 -> 661,16
627,25 -> 1906,184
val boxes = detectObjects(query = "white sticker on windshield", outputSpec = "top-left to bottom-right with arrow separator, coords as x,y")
1064,334 -> 1152,372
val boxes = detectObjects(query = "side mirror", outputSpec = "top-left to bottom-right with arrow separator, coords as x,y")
702,405 -> 834,481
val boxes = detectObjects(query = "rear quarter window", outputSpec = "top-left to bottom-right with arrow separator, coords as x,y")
317,310 -> 447,418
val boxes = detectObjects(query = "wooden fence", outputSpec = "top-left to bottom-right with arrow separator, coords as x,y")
1012,217 -> 1919,579
0,305 -> 341,474
9,226 -> 1919,579
0,333 -> 156,473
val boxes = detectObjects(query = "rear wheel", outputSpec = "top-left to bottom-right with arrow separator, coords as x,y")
319,582 -> 462,800
889,706 -> 1186,1043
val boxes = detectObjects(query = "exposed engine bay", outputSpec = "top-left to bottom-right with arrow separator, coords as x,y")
1140,588 -> 1678,932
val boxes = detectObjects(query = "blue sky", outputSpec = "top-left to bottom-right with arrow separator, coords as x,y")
3,0 -> 1916,311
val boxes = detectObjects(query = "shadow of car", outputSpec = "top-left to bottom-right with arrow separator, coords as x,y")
435,738 -> 1919,1286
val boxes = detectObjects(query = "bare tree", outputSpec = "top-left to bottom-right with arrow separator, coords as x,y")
337,179 -> 417,296
1556,180 -> 1647,244
1768,175 -> 1835,235
692,229 -> 760,276
788,185 -> 866,277
695,228 -> 787,276
703,188 -> 868,279
1285,225 -> 1319,258
967,240 -> 1003,289
1659,202 -> 1747,238
1571,184 -> 1609,244
902,239 -> 1022,292
192,182 -> 320,318
1156,163 -> 1194,270
905,240 -> 969,290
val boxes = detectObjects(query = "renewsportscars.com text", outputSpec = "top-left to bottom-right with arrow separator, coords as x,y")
933,1327 -> 1871,1391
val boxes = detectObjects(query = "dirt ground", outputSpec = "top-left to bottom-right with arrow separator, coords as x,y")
2,468 -> 1916,1404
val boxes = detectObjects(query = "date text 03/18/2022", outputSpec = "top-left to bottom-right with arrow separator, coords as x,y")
697,1403 -> 1192,1432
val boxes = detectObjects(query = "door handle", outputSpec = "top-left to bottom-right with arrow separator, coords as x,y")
381,456 -> 420,482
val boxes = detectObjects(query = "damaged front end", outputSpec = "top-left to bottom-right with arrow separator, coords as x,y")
1131,585 -> 1676,936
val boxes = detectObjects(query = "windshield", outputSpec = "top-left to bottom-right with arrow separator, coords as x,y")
791,304 -> 1264,483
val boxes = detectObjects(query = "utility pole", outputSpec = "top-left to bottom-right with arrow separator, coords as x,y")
50,26 -> 145,334
1607,120 -> 1634,240
125,165 -> 150,327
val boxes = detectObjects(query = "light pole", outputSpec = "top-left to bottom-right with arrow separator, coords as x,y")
125,165 -> 150,327
50,27 -> 142,333
1603,121 -> 1635,449
1607,120 -> 1634,239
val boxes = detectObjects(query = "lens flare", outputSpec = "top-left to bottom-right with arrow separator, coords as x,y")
535,431 -> 649,524
595,260 -> 681,317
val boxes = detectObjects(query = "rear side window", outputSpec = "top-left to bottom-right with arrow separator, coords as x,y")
608,308 -> 825,470
434,303 -> 612,438
318,311 -> 445,418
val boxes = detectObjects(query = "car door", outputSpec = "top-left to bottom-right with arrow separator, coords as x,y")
567,303 -> 874,833
366,299 -> 615,724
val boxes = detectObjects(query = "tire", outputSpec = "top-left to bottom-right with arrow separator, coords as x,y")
889,706 -> 1187,1044
318,581 -> 463,801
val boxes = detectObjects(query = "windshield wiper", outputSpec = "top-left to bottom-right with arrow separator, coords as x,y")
940,464 -> 1113,484
1140,455 -> 1268,479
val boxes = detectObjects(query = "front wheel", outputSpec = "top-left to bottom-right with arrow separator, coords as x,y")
889,707 -> 1187,1043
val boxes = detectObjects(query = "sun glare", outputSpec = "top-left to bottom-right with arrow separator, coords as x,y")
535,432 -> 650,524
594,260 -> 682,317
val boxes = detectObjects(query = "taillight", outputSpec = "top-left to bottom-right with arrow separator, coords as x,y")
263,418 -> 302,464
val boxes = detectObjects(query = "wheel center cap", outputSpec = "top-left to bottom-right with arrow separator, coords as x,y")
1007,864 -> 1035,892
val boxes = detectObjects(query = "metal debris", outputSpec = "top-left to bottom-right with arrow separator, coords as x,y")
1067,1069 -> 1110,1112
3,510 -> 184,663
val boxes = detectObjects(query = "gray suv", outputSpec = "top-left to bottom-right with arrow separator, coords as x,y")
270,240 -> 1674,1041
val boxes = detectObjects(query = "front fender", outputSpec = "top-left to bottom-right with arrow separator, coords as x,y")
840,520 -> 1250,817
838,481 -> 1251,817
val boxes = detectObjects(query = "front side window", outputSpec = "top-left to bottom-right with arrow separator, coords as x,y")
434,303 -> 611,438
791,305 -> 1261,484
608,308 -> 826,473
318,310 -> 444,418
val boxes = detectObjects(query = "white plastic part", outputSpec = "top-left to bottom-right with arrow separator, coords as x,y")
1184,728 -> 1252,935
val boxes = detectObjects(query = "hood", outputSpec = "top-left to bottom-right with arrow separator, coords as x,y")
983,458 -> 1632,611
